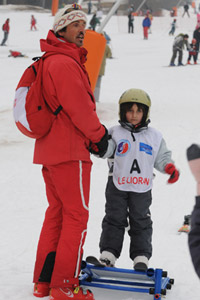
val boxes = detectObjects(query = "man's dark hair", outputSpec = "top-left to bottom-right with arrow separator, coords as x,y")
55,26 -> 67,37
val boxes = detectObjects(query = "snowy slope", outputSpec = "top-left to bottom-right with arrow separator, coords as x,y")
0,4 -> 200,300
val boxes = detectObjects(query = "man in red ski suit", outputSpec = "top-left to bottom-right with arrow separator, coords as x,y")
1,18 -> 10,46
32,4 -> 108,300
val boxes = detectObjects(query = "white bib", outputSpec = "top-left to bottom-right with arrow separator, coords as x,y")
109,125 -> 162,192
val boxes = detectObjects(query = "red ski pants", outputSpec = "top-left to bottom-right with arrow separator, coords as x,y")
33,161 -> 92,288
143,27 -> 148,39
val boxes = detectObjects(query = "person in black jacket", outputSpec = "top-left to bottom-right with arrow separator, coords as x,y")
182,3 -> 190,17
128,12 -> 134,33
187,144 -> 200,278
89,13 -> 100,31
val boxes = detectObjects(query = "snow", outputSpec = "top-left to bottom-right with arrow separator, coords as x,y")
0,4 -> 200,300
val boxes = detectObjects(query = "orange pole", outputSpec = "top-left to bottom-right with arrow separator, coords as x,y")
173,7 -> 177,17
52,0 -> 59,16
83,30 -> 106,92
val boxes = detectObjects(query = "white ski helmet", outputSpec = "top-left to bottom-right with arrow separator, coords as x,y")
119,88 -> 151,122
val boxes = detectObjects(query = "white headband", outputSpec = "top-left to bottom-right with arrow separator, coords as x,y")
53,5 -> 87,33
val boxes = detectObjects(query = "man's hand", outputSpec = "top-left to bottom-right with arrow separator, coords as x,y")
89,127 -> 108,158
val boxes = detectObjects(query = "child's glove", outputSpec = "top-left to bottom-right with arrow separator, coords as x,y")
165,163 -> 179,184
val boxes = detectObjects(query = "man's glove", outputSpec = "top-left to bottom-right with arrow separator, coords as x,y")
165,163 -> 179,184
187,144 -> 200,195
89,127 -> 108,158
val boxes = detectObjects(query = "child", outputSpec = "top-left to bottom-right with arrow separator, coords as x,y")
169,19 -> 177,36
187,38 -> 198,64
93,88 -> 179,271
142,14 -> 151,40
31,15 -> 37,31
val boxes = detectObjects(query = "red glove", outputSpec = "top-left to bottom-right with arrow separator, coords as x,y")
165,163 -> 179,184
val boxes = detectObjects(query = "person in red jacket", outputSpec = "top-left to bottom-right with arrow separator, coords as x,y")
32,4 -> 108,300
1,18 -> 10,46
8,50 -> 26,57
31,15 -> 37,31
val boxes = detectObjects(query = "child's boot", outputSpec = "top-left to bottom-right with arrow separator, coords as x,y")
99,251 -> 116,267
49,286 -> 95,300
133,256 -> 148,271
33,282 -> 50,297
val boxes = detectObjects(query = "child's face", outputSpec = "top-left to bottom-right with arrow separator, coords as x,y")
126,103 -> 144,125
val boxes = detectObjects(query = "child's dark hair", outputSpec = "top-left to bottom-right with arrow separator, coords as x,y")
120,102 -> 149,124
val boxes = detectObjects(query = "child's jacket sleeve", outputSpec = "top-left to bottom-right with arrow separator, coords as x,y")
154,138 -> 174,173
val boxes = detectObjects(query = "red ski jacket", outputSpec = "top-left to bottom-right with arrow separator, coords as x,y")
10,51 -> 21,57
31,17 -> 36,26
2,20 -> 9,32
33,30 -> 105,165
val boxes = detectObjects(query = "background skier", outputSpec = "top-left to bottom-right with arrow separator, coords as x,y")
128,12 -> 134,33
170,33 -> 190,66
88,0 -> 92,14
89,13 -> 100,31
142,14 -> 151,40
182,3 -> 190,17
1,18 -> 10,46
193,26 -> 200,59
187,38 -> 198,64
169,19 -> 177,36
8,50 -> 26,58
30,15 -> 37,31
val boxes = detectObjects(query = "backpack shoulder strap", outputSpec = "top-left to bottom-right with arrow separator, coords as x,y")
32,52 -> 63,116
